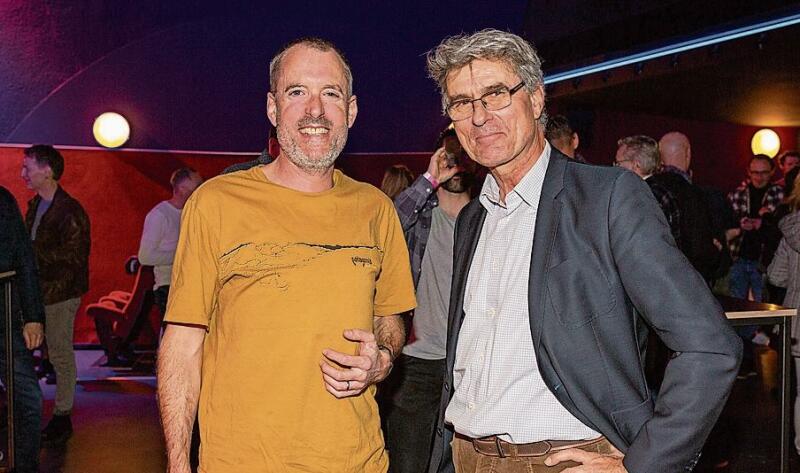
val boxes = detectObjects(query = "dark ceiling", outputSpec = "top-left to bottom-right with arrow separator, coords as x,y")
1,1 -> 798,153
549,21 -> 800,127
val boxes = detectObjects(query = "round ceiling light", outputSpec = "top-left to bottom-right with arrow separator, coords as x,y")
93,112 -> 130,148
751,128 -> 780,158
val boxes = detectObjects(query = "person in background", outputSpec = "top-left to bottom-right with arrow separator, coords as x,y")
614,135 -> 681,246
655,131 -> 721,284
383,129 -> 473,473
776,150 -> 800,187
0,186 -> 45,473
21,144 -> 90,446
767,168 -> 800,456
381,164 -> 414,200
222,127 -> 280,174
139,168 -> 203,316
727,154 -> 783,378
544,114 -> 586,163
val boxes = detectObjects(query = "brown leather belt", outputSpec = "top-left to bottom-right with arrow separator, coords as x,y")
456,432 -> 605,458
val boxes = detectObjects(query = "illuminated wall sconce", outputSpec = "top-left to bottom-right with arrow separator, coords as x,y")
751,128 -> 780,158
93,112 -> 130,148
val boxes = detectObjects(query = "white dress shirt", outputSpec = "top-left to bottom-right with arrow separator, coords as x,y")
445,143 -> 599,443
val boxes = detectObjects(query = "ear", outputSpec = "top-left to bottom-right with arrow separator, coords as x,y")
267,92 -> 278,128
571,132 -> 580,150
347,95 -> 358,128
528,85 -> 545,120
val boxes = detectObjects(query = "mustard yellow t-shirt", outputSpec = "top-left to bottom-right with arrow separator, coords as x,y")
165,167 -> 416,473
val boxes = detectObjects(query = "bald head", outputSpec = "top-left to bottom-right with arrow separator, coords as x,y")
659,132 -> 691,171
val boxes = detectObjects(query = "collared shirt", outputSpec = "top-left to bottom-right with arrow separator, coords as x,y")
445,143 -> 599,443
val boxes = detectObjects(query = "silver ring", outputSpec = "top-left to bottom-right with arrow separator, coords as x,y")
346,380 -> 351,390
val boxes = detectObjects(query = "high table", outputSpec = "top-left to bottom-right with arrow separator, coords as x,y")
720,295 -> 795,473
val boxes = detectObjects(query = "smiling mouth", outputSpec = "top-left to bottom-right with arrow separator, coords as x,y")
299,127 -> 329,135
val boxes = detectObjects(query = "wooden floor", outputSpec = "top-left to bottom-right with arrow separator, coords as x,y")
32,349 -> 800,473
39,350 -> 165,473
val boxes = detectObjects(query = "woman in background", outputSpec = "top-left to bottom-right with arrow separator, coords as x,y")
767,167 -> 800,455
381,164 -> 414,200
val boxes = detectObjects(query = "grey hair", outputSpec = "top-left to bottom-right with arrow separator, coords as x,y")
269,37 -> 353,97
426,29 -> 546,123
618,135 -> 661,175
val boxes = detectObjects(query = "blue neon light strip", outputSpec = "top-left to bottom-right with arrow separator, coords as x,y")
544,12 -> 800,85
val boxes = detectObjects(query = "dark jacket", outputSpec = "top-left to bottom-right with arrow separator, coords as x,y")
649,169 -> 720,281
429,151 -> 742,473
24,186 -> 90,305
0,186 -> 45,331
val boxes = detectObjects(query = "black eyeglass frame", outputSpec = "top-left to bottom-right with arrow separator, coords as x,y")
446,81 -> 526,121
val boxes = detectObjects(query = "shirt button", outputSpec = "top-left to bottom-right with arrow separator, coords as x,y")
468,402 -> 475,410
487,308 -> 496,318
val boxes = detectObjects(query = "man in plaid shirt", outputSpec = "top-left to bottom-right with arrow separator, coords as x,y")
727,154 -> 784,302
383,128 -> 474,473
727,154 -> 783,378
614,136 -> 681,247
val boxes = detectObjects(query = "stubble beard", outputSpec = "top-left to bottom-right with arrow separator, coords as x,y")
276,110 -> 348,173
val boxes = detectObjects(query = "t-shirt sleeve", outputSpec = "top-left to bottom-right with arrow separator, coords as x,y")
373,199 -> 416,317
164,193 -> 220,328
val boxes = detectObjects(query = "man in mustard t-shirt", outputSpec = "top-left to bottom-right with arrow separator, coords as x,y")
156,37 -> 416,473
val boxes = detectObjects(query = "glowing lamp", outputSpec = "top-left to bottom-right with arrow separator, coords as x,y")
751,128 -> 780,158
93,112 -> 130,148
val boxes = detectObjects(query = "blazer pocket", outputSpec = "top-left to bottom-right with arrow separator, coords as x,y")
611,396 -> 654,445
546,252 -> 616,328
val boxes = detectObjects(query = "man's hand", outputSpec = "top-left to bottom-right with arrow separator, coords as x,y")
426,147 -> 460,185
320,329 -> 391,398
22,322 -> 44,350
545,447 -> 627,472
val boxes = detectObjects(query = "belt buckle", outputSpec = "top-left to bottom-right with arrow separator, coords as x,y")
494,436 -> 506,458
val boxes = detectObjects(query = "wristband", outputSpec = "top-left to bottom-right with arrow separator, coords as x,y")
423,172 -> 439,188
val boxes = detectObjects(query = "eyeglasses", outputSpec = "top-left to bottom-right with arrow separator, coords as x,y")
446,82 -> 525,121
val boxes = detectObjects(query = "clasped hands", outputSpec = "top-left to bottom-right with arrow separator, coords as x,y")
320,329 -> 392,398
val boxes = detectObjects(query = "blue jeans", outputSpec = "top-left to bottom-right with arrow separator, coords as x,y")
0,328 -> 43,473
729,258 -> 763,302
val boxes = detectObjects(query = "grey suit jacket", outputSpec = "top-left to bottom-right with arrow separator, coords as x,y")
428,150 -> 742,473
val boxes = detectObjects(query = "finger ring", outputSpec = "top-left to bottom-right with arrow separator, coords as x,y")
346,380 -> 351,390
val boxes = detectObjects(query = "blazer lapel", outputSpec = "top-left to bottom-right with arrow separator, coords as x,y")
446,201 -> 486,372
528,152 -> 567,347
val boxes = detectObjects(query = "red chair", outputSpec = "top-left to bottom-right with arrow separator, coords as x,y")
86,257 -> 155,363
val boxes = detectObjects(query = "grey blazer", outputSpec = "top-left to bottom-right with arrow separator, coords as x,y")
428,150 -> 742,473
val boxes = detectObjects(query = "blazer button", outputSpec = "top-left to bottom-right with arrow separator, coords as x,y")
437,427 -> 443,436
444,382 -> 450,391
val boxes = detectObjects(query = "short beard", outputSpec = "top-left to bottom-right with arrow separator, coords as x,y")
276,111 -> 347,173
441,172 -> 471,193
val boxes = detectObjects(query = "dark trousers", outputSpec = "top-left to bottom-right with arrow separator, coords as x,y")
382,355 -> 446,473
0,328 -> 42,473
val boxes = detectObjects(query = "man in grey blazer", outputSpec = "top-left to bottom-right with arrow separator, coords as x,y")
426,29 -> 742,473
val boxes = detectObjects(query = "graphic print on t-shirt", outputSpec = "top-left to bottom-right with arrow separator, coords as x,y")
219,241 -> 383,291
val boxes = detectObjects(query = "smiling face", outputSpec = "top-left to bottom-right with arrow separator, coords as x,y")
267,44 -> 357,172
445,59 -> 544,172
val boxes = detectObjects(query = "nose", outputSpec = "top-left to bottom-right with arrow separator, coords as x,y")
305,92 -> 325,119
471,100 -> 490,127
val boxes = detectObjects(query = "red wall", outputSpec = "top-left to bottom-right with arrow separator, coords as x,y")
0,147 -> 430,343
5,114 -> 797,343
571,110 -> 799,191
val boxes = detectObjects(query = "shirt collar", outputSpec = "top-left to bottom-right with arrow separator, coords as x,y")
479,143 -> 551,213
